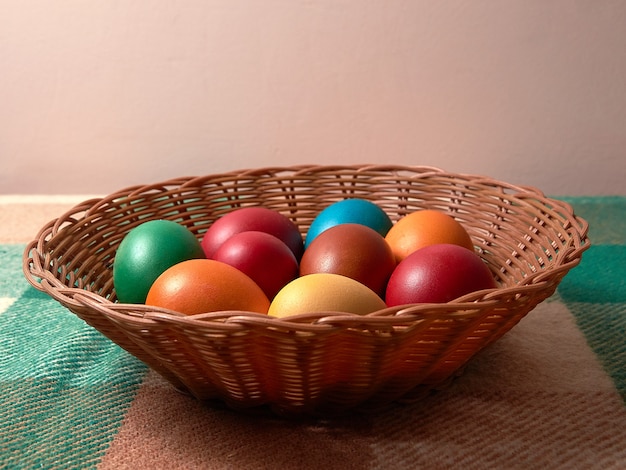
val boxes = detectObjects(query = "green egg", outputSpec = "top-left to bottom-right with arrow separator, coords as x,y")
113,220 -> 205,304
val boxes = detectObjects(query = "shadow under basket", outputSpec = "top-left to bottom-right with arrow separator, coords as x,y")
23,165 -> 589,417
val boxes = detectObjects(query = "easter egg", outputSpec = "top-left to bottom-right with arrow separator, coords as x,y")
268,273 -> 387,318
385,243 -> 497,306
201,207 -> 304,260
299,223 -> 396,297
304,198 -> 393,249
145,259 -> 270,315
384,209 -> 474,263
212,231 -> 299,300
113,220 -> 205,304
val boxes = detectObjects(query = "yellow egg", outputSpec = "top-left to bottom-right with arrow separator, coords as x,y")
268,273 -> 387,318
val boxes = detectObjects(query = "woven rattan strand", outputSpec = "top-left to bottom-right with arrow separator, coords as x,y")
23,165 -> 589,416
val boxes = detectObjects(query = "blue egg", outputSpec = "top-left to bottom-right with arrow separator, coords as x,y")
305,198 -> 393,248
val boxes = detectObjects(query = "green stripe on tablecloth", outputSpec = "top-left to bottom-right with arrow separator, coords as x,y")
0,287 -> 147,469
558,246 -> 626,303
557,245 -> 626,404
558,196 -> 626,245
556,197 -> 626,405
0,245 -> 30,298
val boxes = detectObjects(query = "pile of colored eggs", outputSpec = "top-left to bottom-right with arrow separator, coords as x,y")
112,199 -> 497,318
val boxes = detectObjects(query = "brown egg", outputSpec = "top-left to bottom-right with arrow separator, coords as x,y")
299,223 -> 396,297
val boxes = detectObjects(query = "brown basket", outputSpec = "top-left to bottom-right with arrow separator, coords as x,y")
23,165 -> 589,416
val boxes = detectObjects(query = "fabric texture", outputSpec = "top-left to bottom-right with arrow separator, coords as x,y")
1,196 -> 625,469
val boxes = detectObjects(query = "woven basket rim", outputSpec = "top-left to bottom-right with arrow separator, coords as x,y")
23,164 -> 590,327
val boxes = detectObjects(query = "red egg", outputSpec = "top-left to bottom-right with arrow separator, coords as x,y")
212,231 -> 299,300
201,207 -> 304,260
385,243 -> 497,306
299,223 -> 396,297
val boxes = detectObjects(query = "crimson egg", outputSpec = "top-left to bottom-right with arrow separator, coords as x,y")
385,243 -> 497,305
201,207 -> 304,260
212,231 -> 299,300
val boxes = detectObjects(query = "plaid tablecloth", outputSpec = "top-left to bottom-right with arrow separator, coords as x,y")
1,196 -> 625,469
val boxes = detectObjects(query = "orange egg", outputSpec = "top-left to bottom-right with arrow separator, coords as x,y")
145,259 -> 270,315
384,209 -> 474,262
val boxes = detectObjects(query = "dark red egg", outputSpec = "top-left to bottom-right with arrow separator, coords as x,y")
201,207 -> 304,260
385,243 -> 497,306
212,231 -> 299,300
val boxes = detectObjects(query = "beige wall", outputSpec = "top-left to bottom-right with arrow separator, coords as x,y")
1,1 -> 625,196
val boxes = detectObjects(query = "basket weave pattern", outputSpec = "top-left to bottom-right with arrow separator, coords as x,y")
23,165 -> 589,415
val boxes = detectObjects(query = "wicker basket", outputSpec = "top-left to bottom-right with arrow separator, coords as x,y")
23,165 -> 589,416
